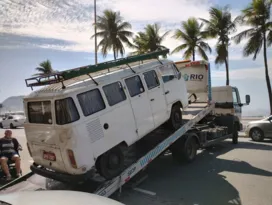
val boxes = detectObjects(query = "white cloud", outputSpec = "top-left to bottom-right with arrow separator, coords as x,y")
0,0 -> 249,57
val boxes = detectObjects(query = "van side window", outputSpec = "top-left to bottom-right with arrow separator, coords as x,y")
77,89 -> 106,116
125,75 -> 145,97
103,82 -> 126,106
55,98 -> 80,125
143,70 -> 160,90
159,64 -> 177,83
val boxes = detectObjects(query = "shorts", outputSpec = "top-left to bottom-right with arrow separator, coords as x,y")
0,152 -> 19,161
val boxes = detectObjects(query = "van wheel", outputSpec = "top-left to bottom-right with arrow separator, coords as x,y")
96,146 -> 125,180
168,104 -> 182,130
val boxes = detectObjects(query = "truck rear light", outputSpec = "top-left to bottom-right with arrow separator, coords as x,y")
67,149 -> 77,168
27,143 -> 32,157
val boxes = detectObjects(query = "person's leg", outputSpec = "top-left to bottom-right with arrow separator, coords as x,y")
0,157 -> 11,179
11,154 -> 21,176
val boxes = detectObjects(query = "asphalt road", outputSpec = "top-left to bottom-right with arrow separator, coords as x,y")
0,122 -> 272,205
116,138 -> 272,205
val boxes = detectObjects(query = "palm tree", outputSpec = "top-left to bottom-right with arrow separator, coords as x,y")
232,0 -> 272,114
130,23 -> 169,55
92,9 -> 133,60
172,17 -> 211,61
200,6 -> 236,85
33,60 -> 54,76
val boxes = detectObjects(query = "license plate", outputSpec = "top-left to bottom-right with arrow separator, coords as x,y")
43,151 -> 56,161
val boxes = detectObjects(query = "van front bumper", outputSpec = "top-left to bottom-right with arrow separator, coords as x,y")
30,163 -> 96,184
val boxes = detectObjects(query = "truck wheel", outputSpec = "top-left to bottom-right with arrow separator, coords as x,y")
250,128 -> 264,142
168,104 -> 182,130
96,146 -> 125,180
10,123 -> 15,129
232,124 -> 238,144
171,135 -> 197,163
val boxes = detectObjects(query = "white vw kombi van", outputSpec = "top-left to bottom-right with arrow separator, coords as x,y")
24,59 -> 188,181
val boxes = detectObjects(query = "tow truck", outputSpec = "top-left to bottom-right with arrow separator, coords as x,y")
0,49 -> 250,200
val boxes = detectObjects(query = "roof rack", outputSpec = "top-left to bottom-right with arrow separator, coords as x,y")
25,49 -> 169,89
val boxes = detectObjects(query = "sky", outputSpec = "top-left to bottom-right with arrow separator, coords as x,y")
0,0 -> 272,116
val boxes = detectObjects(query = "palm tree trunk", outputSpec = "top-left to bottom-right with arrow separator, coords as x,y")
263,33 -> 272,115
113,49 -> 117,61
224,58 -> 229,86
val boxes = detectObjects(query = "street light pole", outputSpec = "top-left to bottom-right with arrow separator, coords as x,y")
94,0 -> 98,65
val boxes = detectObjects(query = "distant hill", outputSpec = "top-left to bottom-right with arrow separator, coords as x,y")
0,96 -> 24,114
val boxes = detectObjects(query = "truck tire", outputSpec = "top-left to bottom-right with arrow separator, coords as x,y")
10,123 -> 15,129
249,128 -> 264,142
96,146 -> 125,180
167,104 -> 182,130
232,123 -> 238,144
171,135 -> 197,164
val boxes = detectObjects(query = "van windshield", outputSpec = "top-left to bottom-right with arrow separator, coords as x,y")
28,101 -> 52,124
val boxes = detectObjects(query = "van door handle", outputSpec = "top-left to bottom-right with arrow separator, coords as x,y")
150,99 -> 154,101
165,91 -> 170,95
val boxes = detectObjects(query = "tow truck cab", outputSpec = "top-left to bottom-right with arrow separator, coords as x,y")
175,60 -> 250,132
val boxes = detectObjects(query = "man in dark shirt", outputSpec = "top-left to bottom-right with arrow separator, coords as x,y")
0,129 -> 22,180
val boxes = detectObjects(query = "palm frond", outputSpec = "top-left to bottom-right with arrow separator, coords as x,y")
197,46 -> 209,60
267,30 -> 272,46
199,41 -> 212,53
35,67 -> 46,72
183,48 -> 194,60
171,44 -> 188,54
232,28 -> 255,44
243,30 -> 263,60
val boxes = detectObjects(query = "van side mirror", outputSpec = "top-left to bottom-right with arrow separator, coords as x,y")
245,95 -> 250,105
176,72 -> 181,80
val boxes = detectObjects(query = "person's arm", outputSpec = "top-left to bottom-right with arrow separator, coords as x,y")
12,138 -> 22,152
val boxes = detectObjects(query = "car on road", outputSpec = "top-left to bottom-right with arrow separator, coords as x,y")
245,115 -> 272,141
0,190 -> 124,205
0,115 -> 26,129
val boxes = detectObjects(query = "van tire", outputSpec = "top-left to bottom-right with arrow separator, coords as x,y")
167,104 -> 182,130
96,146 -> 125,180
